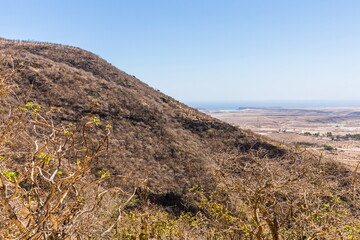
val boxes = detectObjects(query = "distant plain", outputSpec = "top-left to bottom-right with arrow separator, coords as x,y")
207,107 -> 360,170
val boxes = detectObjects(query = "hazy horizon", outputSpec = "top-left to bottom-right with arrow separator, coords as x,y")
187,99 -> 360,111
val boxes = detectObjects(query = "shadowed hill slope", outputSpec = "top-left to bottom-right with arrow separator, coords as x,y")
0,38 -> 284,204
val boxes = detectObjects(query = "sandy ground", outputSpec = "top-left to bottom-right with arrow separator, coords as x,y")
206,107 -> 360,171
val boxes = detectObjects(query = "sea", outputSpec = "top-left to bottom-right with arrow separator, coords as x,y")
186,100 -> 360,111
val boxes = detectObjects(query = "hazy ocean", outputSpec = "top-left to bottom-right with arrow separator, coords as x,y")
187,100 -> 360,111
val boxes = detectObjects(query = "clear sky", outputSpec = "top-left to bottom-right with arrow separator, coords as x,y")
2,0 -> 360,104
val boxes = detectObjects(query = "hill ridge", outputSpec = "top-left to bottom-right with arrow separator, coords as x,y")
0,38 -> 285,201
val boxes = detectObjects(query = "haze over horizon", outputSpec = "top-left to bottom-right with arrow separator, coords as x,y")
2,0 -> 360,104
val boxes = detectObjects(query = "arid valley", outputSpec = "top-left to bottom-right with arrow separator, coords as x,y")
207,107 -> 360,171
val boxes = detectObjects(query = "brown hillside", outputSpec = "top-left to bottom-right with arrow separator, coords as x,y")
1,38 -> 359,239
0,38 -> 283,205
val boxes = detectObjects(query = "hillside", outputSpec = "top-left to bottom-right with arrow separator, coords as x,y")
0,38 -> 283,200
0,38 -> 359,239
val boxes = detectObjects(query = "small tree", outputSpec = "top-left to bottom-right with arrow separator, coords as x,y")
0,55 -> 132,239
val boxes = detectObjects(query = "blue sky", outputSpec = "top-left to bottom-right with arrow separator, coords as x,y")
2,0 -> 360,104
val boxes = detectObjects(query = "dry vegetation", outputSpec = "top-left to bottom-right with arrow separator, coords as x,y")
0,39 -> 359,239
0,56 -> 137,238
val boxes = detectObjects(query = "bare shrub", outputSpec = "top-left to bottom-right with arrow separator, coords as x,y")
211,149 -> 360,239
0,57 -> 134,239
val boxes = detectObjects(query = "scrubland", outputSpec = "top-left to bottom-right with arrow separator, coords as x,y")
0,39 -> 359,239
